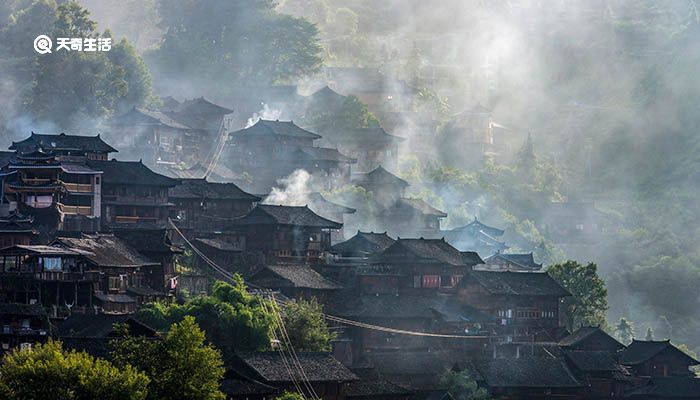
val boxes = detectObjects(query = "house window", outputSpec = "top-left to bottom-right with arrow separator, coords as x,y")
576,224 -> 584,230
108,276 -> 122,291
440,275 -> 454,287
413,275 -> 422,288
422,275 -> 440,288
95,177 -> 100,185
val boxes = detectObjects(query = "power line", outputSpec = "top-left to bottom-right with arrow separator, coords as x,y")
168,219 -> 494,340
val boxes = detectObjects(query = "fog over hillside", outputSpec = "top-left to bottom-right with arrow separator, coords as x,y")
1,0 -> 699,352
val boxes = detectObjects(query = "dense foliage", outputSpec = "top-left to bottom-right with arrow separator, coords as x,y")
548,261 -> 609,331
439,370 -> 491,400
111,316 -> 225,400
0,1 -> 154,131
136,276 -> 275,354
0,340 -> 149,400
147,0 -> 323,94
281,298 -> 336,352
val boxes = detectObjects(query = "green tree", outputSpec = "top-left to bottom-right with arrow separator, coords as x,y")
112,316 -> 225,400
4,1 -> 154,130
136,276 -> 274,354
107,37 -> 157,113
282,298 -> 336,352
615,317 -> 635,345
439,370 -> 491,400
547,260 -> 609,331
0,340 -> 149,400
275,392 -> 305,400
148,0 -> 323,93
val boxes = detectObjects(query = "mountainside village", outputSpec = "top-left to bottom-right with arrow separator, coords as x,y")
0,69 -> 697,400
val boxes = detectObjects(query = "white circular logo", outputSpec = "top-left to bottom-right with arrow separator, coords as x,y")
33,35 -> 52,54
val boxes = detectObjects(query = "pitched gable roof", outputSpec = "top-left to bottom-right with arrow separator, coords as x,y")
87,159 -> 179,187
354,165 -> 409,188
236,352 -> 357,382
0,211 -> 34,233
250,265 -> 342,290
234,120 -> 321,139
307,192 -> 356,215
460,251 -> 484,267
395,198 -> 447,217
169,178 -> 260,201
558,326 -> 624,350
235,205 -> 342,229
54,234 -> 158,268
474,358 -> 581,388
331,231 -> 396,256
55,314 -> 156,337
294,146 -> 356,163
10,132 -> 117,153
464,271 -> 571,297
485,252 -> 542,270
621,340 -> 699,366
452,218 -> 505,237
114,107 -> 191,130
378,238 -> 464,266
176,97 -> 233,115
563,350 -> 622,372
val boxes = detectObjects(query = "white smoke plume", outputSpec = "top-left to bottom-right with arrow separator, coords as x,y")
263,169 -> 312,206
245,103 -> 283,128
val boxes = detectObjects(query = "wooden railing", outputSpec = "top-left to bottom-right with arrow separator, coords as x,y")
63,182 -> 92,193
57,203 -> 92,216
114,216 -> 158,223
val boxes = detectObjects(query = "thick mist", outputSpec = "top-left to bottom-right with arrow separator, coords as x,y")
1,0 -> 698,352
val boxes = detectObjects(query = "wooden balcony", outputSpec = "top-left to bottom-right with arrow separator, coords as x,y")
114,216 -> 158,224
57,203 -> 93,216
63,182 -> 93,193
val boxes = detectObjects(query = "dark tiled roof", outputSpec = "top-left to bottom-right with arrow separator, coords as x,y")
307,85 -> 346,103
308,192 -> 356,215
234,120 -> 321,139
0,151 -> 15,168
251,265 -> 342,290
238,352 -> 357,382
0,211 -> 34,233
366,351 -> 448,375
88,159 -> 179,187
460,251 -> 484,266
0,303 -> 46,316
558,326 -> 623,350
220,379 -> 279,396
396,198 -> 447,217
0,245 -> 81,256
169,178 -> 260,201
327,126 -> 405,145
449,218 -> 505,237
334,294 -> 437,319
10,132 -> 117,153
378,238 -> 465,266
194,238 -> 241,252
235,205 -> 342,229
474,358 -> 581,388
294,146 -> 356,163
94,292 -> 138,304
484,252 -> 542,270
626,376 -> 700,398
55,314 -> 156,337
620,340 -> 699,366
346,378 -> 413,397
115,108 -> 191,130
464,271 -> 571,297
176,97 -> 233,115
54,234 -> 158,268
354,166 -> 409,188
563,350 -> 621,372
331,231 -> 396,256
